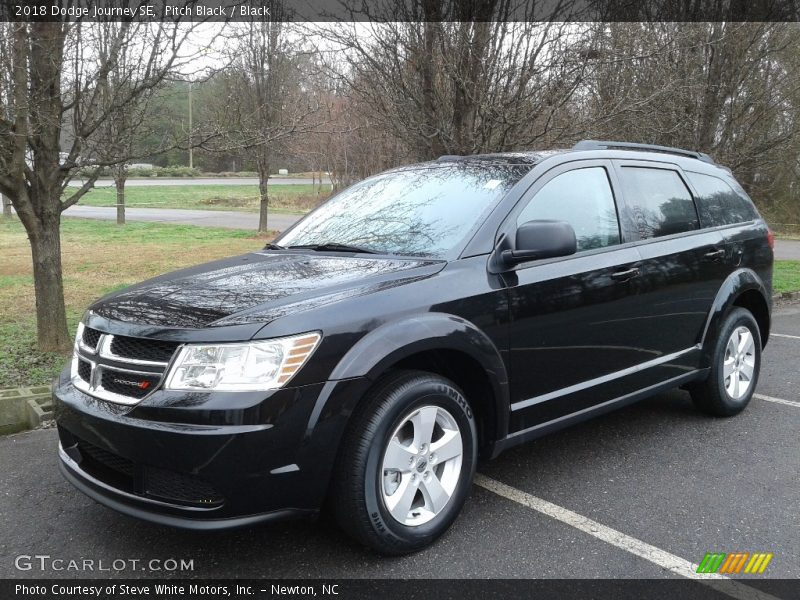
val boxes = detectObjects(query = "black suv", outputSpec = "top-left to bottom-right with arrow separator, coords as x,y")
54,140 -> 773,554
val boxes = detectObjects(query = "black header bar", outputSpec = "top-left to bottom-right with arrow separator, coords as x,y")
3,579 -> 799,600
1,0 -> 800,22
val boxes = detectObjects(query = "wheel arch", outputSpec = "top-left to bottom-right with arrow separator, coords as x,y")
327,313 -> 510,454
700,269 -> 771,361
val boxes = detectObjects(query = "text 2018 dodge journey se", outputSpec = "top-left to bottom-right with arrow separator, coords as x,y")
54,140 -> 773,554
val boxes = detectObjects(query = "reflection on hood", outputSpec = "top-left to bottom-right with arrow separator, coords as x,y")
91,251 -> 441,329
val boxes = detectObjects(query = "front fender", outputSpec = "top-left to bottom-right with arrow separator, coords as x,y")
296,314 -> 509,488
315,313 -> 509,441
334,312 -> 506,377
699,268 -> 771,365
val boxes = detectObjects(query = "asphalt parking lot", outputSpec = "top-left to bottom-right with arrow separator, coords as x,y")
1,304 -> 798,585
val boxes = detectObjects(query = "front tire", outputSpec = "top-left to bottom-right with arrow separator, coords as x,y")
691,307 -> 761,416
331,370 -> 477,555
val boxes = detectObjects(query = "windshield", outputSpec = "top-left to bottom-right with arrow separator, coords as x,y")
277,164 -> 529,257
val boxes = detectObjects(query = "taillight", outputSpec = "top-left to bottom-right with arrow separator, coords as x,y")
767,229 -> 775,250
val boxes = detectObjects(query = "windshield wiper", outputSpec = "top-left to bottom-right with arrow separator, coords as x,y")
288,243 -> 378,254
263,243 -> 285,250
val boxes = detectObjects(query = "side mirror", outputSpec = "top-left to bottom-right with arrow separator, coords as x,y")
501,220 -> 577,265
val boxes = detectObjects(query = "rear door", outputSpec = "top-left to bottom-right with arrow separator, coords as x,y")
611,161 -> 727,380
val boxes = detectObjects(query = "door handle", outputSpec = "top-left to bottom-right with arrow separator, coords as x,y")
704,248 -> 725,260
610,267 -> 640,281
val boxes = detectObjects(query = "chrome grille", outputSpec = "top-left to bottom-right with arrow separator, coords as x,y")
71,323 -> 180,405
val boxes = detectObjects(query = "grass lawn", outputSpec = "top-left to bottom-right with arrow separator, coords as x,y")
66,183 -> 330,214
0,218 -> 271,389
774,260 -> 800,294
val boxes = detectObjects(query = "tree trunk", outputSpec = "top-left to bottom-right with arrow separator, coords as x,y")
1,193 -> 12,218
257,158 -> 270,233
451,21 -> 490,154
420,20 -> 445,159
114,164 -> 127,225
3,23 -> 72,353
28,211 -> 71,353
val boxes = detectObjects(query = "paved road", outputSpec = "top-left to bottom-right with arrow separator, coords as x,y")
63,206 -> 302,232
86,177 -> 328,188
776,239 -> 800,260
1,306 -> 798,583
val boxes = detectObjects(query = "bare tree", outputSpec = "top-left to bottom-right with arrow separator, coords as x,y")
285,58 -> 387,193
206,9 -> 325,232
291,89 -> 412,190
92,23 -> 151,225
0,19 -> 9,218
0,19 -> 210,351
578,22 -> 800,218
314,3 -> 589,161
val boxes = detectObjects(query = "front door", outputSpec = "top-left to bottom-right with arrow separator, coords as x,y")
502,161 -> 647,432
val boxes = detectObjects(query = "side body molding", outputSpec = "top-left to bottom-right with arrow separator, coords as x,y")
699,268 -> 771,363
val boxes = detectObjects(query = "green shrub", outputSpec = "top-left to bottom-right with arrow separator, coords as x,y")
125,166 -> 201,178
160,166 -> 201,177
127,166 -> 156,177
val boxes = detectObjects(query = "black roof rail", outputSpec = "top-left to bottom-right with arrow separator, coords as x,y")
572,140 -> 715,164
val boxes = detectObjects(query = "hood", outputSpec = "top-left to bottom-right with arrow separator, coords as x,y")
90,251 -> 442,330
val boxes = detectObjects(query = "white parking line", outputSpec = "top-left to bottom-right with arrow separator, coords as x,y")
474,474 -> 782,600
772,333 -> 800,340
754,393 -> 800,408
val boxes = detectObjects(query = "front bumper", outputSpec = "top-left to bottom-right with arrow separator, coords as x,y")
53,368 -> 371,529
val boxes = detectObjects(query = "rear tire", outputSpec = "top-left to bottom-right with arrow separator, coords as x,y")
331,370 -> 477,555
691,307 -> 761,417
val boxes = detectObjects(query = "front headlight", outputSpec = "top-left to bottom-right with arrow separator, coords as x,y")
164,332 -> 321,391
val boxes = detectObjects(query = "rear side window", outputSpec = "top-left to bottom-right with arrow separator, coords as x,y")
618,167 -> 699,239
516,167 -> 620,252
685,171 -> 759,227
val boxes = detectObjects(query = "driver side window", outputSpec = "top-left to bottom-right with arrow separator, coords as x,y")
516,167 -> 621,252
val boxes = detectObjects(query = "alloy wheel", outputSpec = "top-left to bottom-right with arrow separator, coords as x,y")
380,405 -> 463,526
723,325 -> 756,400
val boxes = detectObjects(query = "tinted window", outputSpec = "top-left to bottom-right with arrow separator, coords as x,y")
619,167 -> 699,239
278,164 -> 528,257
516,167 -> 620,251
685,171 -> 759,227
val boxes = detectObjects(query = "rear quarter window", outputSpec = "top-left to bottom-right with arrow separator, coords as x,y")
685,171 -> 759,227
